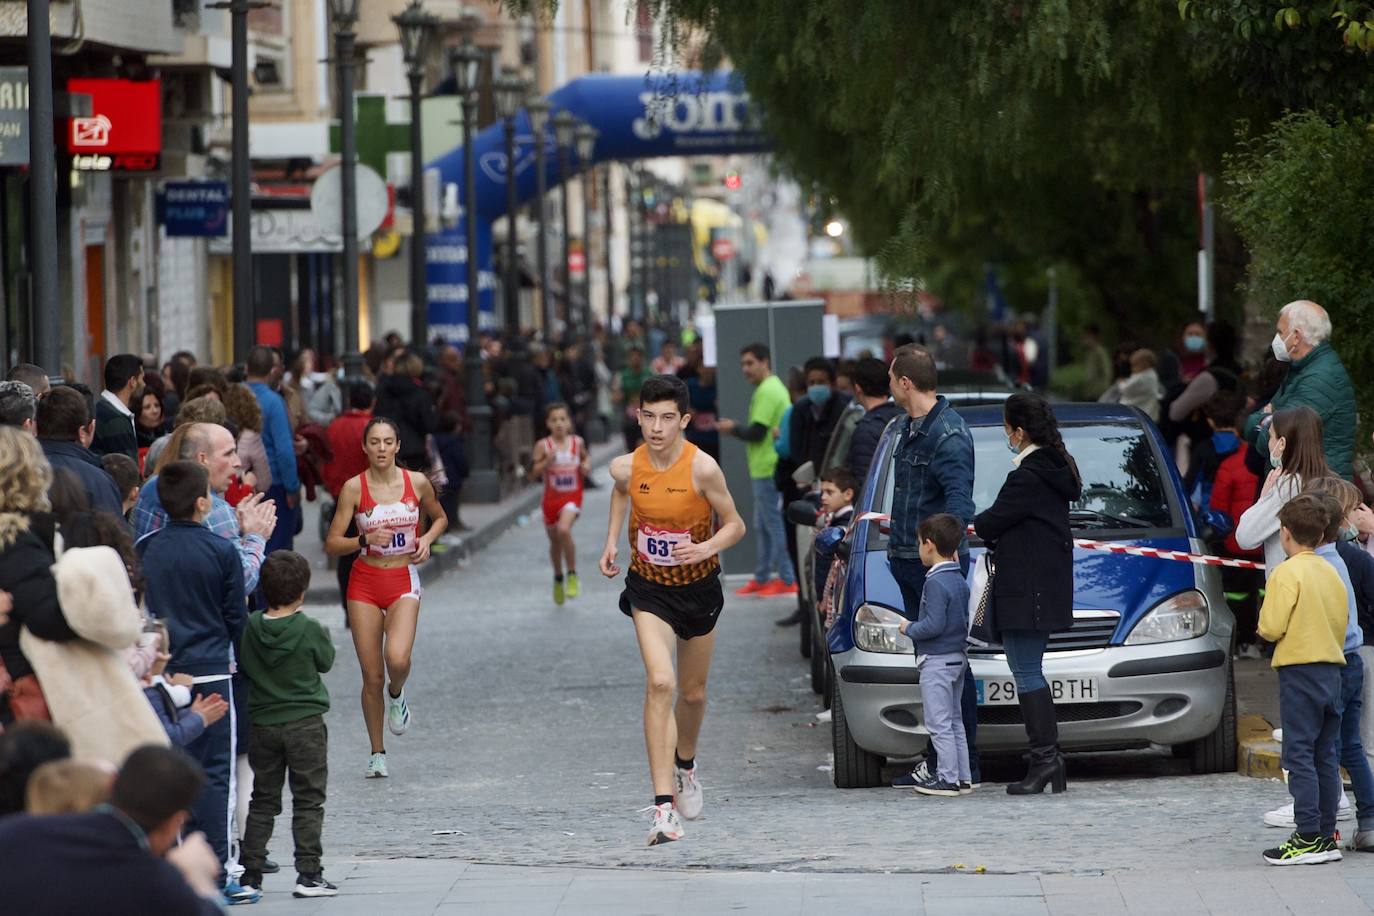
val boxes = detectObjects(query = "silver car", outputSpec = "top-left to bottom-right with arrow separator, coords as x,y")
827,404 -> 1236,788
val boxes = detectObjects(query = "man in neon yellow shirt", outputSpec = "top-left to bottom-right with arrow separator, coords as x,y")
718,342 -> 795,597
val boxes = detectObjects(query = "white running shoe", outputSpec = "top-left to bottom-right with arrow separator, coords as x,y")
365,752 -> 388,779
642,802 -> 684,846
1263,793 -> 1353,828
387,687 -> 411,736
674,765 -> 704,820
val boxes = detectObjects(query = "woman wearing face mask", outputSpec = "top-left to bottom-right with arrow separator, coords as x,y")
1177,320 -> 1209,383
1236,406 -> 1333,576
973,392 -> 1081,795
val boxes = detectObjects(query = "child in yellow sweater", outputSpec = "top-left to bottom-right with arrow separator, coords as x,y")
1256,494 -> 1349,866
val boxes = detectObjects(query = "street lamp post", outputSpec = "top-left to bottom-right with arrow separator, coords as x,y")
26,0 -> 59,371
553,111 -> 578,339
574,124 -> 598,335
328,0 -> 361,357
493,70 -> 526,335
603,162 -> 614,322
526,98 -> 552,339
393,0 -> 438,349
450,38 -> 499,501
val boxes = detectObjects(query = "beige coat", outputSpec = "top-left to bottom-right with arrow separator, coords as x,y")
20,544 -> 168,765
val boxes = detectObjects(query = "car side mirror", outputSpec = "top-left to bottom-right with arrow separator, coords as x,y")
834,530 -> 853,560
786,498 -> 820,527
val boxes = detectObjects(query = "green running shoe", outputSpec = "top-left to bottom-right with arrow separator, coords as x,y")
1263,831 -> 1342,866
553,579 -> 565,605
566,572 -> 580,598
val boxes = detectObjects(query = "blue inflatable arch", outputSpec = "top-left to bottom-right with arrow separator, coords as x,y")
424,70 -> 769,341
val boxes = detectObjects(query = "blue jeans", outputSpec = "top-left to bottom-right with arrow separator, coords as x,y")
181,676 -> 237,868
265,484 -> 297,555
1002,629 -> 1050,693
1336,652 -> 1374,831
751,477 -> 794,585
1279,662 -> 1343,836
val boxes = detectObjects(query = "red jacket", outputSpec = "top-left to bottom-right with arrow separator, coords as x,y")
323,409 -> 372,499
1211,449 -> 1261,558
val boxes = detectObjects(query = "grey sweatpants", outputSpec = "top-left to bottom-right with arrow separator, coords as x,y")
921,652 -> 971,785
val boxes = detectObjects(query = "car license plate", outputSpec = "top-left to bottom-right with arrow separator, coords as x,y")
976,677 -> 1098,705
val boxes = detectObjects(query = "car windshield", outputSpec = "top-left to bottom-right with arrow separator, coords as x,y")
873,421 -> 1178,535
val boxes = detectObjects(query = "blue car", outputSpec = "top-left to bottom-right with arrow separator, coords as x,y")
827,404 -> 1237,788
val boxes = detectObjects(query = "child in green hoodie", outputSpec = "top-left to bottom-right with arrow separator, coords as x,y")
238,550 -> 337,898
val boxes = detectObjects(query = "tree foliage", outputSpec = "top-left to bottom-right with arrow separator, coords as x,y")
1223,112 -> 1374,419
513,1 -> 1374,353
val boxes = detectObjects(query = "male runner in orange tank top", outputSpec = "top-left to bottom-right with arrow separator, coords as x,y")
600,375 -> 745,846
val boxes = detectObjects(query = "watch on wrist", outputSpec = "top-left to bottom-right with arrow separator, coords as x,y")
358,533 -> 367,550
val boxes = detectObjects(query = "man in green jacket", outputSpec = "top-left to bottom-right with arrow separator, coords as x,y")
1245,300 -> 1356,478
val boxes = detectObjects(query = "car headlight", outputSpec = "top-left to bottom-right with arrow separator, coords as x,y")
1124,590 -> 1209,645
854,603 -> 914,654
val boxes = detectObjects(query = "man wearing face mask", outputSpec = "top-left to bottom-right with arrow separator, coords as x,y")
788,357 -> 853,484
773,358 -> 853,627
1244,300 -> 1356,479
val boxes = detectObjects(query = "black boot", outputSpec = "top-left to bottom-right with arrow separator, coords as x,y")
775,609 -> 803,627
1007,687 -> 1067,795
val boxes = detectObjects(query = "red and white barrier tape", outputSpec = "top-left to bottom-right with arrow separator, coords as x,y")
854,512 -> 1266,571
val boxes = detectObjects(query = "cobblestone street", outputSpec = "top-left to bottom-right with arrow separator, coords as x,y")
251,482 -> 1374,914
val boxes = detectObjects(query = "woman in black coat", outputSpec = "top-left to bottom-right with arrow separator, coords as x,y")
973,393 -> 1080,795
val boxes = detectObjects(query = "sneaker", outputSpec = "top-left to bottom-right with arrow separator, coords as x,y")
643,802 -> 685,846
912,771 -> 962,797
734,579 -> 767,596
260,859 -> 279,875
566,572 -> 580,599
222,879 -> 262,906
756,579 -> 799,598
959,781 -> 974,795
674,765 -> 704,820
1347,829 -> 1374,852
1263,793 -> 1353,828
365,752 -> 388,778
1263,830 -> 1342,865
891,759 -> 932,788
239,870 -> 262,891
293,874 -> 339,898
553,579 -> 565,605
386,687 -> 411,736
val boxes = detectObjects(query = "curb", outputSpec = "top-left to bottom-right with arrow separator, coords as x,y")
1237,712 -> 1282,780
303,452 -> 616,604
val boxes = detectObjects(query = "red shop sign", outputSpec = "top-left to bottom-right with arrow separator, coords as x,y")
66,78 -> 161,156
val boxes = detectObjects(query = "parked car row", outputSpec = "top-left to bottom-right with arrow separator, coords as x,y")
787,390 -> 1238,789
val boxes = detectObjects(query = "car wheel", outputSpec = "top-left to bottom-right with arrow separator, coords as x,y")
799,598 -> 812,659
1189,662 -> 1237,774
810,611 -> 827,694
831,672 -> 884,788
823,659 -> 833,709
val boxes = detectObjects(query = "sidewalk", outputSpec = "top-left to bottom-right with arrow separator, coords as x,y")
253,859 -> 1374,915
296,441 -> 623,604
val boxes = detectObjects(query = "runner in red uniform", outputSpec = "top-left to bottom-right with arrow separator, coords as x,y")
531,402 -> 591,605
325,417 -> 446,779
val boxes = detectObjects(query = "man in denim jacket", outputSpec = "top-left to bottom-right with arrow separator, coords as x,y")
885,344 -> 979,788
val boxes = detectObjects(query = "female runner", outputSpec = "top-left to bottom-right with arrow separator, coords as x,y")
326,416 -> 447,778
531,402 -> 590,605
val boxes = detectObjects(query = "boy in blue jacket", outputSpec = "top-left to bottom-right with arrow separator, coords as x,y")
902,513 -> 972,798
136,460 -> 255,906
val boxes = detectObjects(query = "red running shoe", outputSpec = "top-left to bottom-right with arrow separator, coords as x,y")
756,580 -> 799,597
734,579 -> 768,596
